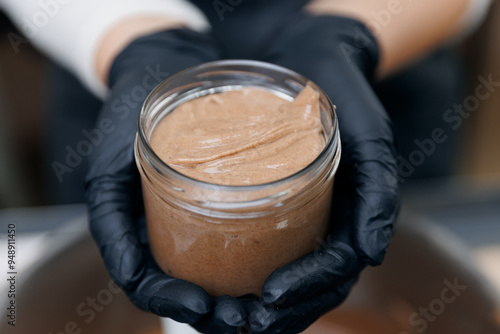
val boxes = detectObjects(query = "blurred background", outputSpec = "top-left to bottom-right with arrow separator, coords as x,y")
1,5 -> 500,208
0,2 -> 500,333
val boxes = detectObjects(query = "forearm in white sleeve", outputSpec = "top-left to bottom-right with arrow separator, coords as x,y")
0,0 -> 210,98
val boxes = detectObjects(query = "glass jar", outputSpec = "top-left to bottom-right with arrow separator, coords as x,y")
135,60 -> 341,297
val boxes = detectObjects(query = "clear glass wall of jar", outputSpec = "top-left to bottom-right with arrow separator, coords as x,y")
135,60 -> 341,297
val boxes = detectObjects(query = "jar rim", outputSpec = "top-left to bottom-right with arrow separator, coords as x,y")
137,59 -> 340,192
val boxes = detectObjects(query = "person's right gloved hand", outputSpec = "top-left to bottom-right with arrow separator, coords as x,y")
85,28 -> 248,333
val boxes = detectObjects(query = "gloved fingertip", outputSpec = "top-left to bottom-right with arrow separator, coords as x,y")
354,209 -> 396,266
150,281 -> 211,321
94,236 -> 146,295
247,306 -> 275,334
223,308 -> 246,328
261,289 -> 282,305
218,297 -> 247,327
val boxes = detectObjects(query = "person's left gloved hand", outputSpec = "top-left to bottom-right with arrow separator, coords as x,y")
85,28 -> 249,333
242,13 -> 401,334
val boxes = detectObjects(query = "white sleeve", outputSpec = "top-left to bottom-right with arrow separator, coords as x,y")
456,0 -> 492,38
0,0 -> 210,98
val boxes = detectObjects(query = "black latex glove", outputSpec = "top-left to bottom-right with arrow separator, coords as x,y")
85,29 -> 248,333
244,15 -> 400,334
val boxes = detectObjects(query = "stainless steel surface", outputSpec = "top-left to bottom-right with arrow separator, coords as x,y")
1,231 -> 161,334
1,209 -> 500,334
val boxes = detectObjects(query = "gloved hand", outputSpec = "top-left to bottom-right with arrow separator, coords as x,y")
244,14 -> 400,333
85,29 -> 248,333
